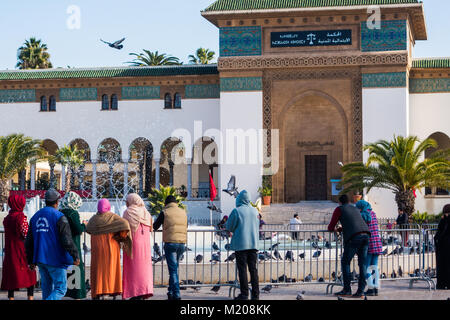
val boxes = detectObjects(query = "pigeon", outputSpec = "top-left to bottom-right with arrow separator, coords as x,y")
262,285 -> 272,293
85,279 -> 91,293
391,270 -> 397,279
195,254 -> 203,263
153,255 -> 165,263
298,252 -> 305,260
351,270 -> 357,281
224,244 -> 231,251
296,291 -> 306,300
185,247 -> 193,252
207,201 -> 222,213
304,274 -> 313,282
331,272 -> 337,281
381,248 -> 388,255
337,296 -> 345,301
388,246 -> 400,256
318,277 -> 325,282
324,241 -> 332,249
153,243 -> 162,257
398,266 -> 403,277
83,243 -> 91,253
285,250 -> 295,262
180,254 -> 184,262
270,243 -> 280,250
381,272 -> 387,279
211,283 -> 221,294
274,249 -> 283,260
225,253 -> 236,262
312,241 -> 319,249
212,242 -> 220,251
222,175 -> 239,198
210,253 -> 221,263
312,250 -> 321,258
100,38 -> 126,50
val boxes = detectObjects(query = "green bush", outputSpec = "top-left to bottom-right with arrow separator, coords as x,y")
148,184 -> 186,216
410,211 -> 441,225
258,186 -> 272,197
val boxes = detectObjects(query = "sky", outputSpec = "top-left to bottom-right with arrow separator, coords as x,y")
0,0 -> 449,70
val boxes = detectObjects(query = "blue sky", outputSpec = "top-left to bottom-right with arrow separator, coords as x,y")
0,0 -> 448,70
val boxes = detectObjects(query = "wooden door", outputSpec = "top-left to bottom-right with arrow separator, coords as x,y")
305,155 -> 327,200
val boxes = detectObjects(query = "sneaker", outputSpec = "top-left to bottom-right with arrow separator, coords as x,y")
234,294 -> 249,300
364,289 -> 376,296
351,291 -> 365,299
334,290 -> 352,297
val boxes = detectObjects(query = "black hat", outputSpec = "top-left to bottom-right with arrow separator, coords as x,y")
45,189 -> 61,202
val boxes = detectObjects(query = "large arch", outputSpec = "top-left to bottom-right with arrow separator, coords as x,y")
274,90 -> 350,203
96,138 -> 123,198
129,138 -> 154,196
68,138 -> 92,191
192,136 -> 219,199
425,132 -> 450,196
159,137 -> 186,189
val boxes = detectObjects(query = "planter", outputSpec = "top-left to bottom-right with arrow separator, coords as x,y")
262,196 -> 271,206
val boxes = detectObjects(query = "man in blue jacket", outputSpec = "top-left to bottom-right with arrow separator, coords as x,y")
25,189 -> 79,300
225,190 -> 260,300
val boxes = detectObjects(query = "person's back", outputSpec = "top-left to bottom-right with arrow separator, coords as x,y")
30,206 -> 73,268
227,191 -> 259,251
339,204 -> 370,243
162,203 -> 187,244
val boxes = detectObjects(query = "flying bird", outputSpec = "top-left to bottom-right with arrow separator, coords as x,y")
262,285 -> 273,293
222,175 -> 239,198
207,201 -> 222,213
100,38 -> 126,50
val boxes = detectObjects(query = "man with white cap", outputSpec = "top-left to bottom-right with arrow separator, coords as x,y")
25,189 -> 79,300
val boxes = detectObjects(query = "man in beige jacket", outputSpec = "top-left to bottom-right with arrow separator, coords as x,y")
153,195 -> 187,300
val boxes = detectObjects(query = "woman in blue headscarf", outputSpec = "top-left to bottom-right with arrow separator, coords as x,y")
356,200 -> 383,296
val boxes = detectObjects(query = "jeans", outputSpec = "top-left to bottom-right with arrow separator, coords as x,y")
235,250 -> 259,298
37,263 -> 67,300
365,254 -> 380,289
164,243 -> 186,299
341,234 -> 369,293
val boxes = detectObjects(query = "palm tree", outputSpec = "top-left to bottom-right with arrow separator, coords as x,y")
49,145 -> 85,193
127,50 -> 182,66
188,48 -> 216,64
0,134 -> 43,206
16,37 -> 53,69
148,185 -> 186,216
339,136 -> 450,216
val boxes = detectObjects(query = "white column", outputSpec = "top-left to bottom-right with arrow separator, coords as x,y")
61,165 -> 66,191
123,161 -> 129,196
154,158 -> 160,190
92,160 -> 97,199
30,163 -> 36,190
187,158 -> 192,199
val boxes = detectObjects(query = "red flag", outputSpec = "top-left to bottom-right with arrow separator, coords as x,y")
209,171 -> 217,202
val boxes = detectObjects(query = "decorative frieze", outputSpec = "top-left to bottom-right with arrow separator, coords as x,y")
185,84 -> 220,99
220,77 -> 262,92
362,72 -> 407,88
0,89 -> 35,103
361,20 -> 407,52
121,86 -> 160,100
410,78 -> 450,93
220,26 -> 262,57
59,88 -> 98,101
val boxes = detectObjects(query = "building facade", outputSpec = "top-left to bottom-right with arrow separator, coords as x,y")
0,0 -> 449,218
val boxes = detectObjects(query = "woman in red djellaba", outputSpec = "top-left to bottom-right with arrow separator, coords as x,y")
1,194 -> 37,300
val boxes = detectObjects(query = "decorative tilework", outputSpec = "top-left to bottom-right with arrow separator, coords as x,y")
185,84 -> 220,99
121,86 -> 160,100
361,20 -> 407,52
362,72 -> 407,88
59,88 -> 98,101
220,26 -> 262,57
410,78 -> 450,93
0,89 -> 35,103
220,77 -> 263,92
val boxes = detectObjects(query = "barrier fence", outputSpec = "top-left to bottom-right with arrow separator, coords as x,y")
0,223 -> 439,298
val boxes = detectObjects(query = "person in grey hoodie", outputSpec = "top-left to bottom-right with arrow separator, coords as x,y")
225,190 -> 260,300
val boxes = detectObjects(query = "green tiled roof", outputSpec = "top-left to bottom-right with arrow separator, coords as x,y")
0,65 -> 218,81
203,0 -> 420,12
412,58 -> 450,69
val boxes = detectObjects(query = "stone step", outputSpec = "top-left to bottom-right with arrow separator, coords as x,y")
261,201 -> 338,224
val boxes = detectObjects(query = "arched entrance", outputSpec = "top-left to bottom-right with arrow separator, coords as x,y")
425,132 -> 450,196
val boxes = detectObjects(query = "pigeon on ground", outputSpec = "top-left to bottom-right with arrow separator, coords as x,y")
262,285 -> 273,293
211,283 -> 221,294
324,241 -> 332,249
298,252 -> 305,260
222,175 -> 239,198
212,242 -> 220,251
381,273 -> 387,279
83,243 -> 90,253
312,250 -> 321,258
312,241 -> 319,249
296,291 -> 306,300
304,274 -> 313,282
225,253 -> 236,262
180,254 -> 185,262
398,266 -> 403,277
100,38 -> 126,50
285,250 -> 295,262
318,277 -> 324,282
258,253 -> 268,262
270,243 -> 280,250
337,296 -> 345,301
195,254 -> 203,263
391,270 -> 397,279
381,248 -> 388,255
224,244 -> 231,251
210,252 -> 221,263
331,272 -> 337,281
274,249 -> 283,260
153,255 -> 165,263
85,279 -> 91,293
153,243 -> 162,257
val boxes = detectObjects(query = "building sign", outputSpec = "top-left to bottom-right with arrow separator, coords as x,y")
297,141 -> 335,148
271,30 -> 352,48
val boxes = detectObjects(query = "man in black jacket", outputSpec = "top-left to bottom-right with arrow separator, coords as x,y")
328,195 -> 370,298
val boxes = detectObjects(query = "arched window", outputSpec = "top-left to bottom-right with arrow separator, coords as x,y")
111,94 -> 118,110
164,93 -> 172,109
40,96 -> 48,111
49,96 -> 56,111
173,93 -> 181,109
102,94 -> 109,110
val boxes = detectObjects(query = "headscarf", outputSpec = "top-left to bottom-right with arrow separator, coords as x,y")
8,194 -> 26,214
60,191 -> 83,211
443,204 -> 450,215
122,193 -> 152,234
97,198 -> 111,214
356,200 -> 372,224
